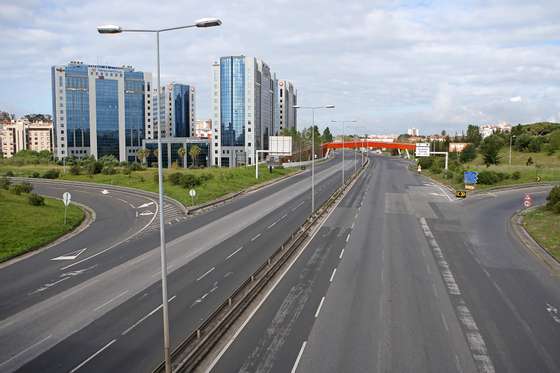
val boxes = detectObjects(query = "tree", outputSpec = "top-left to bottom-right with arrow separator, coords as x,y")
515,133 -> 532,151
441,130 -> 447,137
459,144 -> 477,163
479,135 -> 504,166
189,145 -> 201,167
177,146 -> 187,168
322,127 -> 333,143
136,148 -> 148,164
549,130 -> 560,152
466,125 -> 482,146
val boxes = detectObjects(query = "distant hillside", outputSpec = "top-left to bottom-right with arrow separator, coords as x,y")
513,122 -> 560,136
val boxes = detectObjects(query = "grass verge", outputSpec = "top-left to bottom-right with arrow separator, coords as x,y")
0,164 -> 297,206
0,190 -> 84,262
522,207 -> 560,262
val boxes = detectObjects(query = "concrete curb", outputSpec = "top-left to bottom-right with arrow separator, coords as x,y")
0,199 -> 95,269
510,205 -> 560,274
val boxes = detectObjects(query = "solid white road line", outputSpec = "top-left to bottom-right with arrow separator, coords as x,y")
251,233 -> 262,241
121,295 -> 176,336
0,335 -> 52,368
339,249 -> 345,259
329,268 -> 337,282
93,290 -> 128,312
226,247 -> 243,260
69,339 -> 116,373
291,341 -> 307,373
314,297 -> 325,318
196,267 -> 215,282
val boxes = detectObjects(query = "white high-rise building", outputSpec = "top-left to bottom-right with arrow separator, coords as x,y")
211,56 -> 278,167
407,128 -> 419,136
51,61 -> 152,161
151,83 -> 196,139
278,80 -> 297,133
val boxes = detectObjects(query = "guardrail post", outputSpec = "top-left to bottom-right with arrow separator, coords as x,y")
267,258 -> 271,266
228,298 -> 232,306
197,329 -> 201,339
251,275 -> 254,281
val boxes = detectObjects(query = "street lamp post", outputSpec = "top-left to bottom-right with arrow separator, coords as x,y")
331,120 -> 356,186
509,134 -> 516,166
98,18 -> 221,373
293,105 -> 335,214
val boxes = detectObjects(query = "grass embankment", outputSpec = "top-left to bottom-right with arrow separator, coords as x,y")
0,164 -> 296,206
523,207 -> 560,262
0,191 -> 84,262
423,149 -> 560,191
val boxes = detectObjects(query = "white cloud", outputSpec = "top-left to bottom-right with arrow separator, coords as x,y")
1,0 -> 560,135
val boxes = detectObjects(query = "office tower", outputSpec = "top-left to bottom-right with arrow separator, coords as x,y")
278,80 -> 297,132
152,83 -> 196,139
51,61 -> 152,161
211,55 -> 276,167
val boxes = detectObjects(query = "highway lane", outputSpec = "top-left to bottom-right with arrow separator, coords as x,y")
210,155 -> 560,373
0,156 -> 339,319
1,153 -> 359,372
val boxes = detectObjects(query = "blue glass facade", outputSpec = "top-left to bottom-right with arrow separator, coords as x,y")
124,71 -> 145,147
65,64 -> 90,148
220,56 -> 245,147
96,79 -> 119,158
173,84 -> 190,137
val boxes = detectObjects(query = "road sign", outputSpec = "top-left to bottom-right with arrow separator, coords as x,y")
415,143 -> 430,157
456,191 -> 467,199
464,171 -> 479,185
524,200 -> 532,208
269,136 -> 293,155
62,192 -> 71,207
189,189 -> 196,198
524,193 -> 532,201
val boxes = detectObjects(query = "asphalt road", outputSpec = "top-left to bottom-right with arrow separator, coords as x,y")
0,151 -> 360,372
210,155 -> 560,373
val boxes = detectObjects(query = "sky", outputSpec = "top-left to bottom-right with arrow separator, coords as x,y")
1,0 -> 560,135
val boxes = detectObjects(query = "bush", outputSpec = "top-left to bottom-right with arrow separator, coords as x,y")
70,164 -> 81,175
512,171 -> 521,180
28,193 -> 45,206
42,169 -> 60,179
198,173 -> 214,183
101,166 -> 116,175
546,186 -> 560,211
477,170 -> 500,185
5,170 -> 15,177
551,201 -> 560,214
31,171 -> 40,178
181,174 -> 201,189
86,161 -> 103,175
9,185 -> 24,195
431,166 -> 442,174
169,172 -> 184,186
418,157 -> 433,170
0,176 -> 10,190
19,182 -> 33,193
129,162 -> 144,171
443,171 -> 454,180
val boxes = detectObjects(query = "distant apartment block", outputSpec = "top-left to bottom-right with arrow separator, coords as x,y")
194,119 -> 212,139
152,83 -> 196,139
407,128 -> 419,136
480,122 -> 511,138
0,119 -> 53,158
51,61 -> 152,162
278,80 -> 297,133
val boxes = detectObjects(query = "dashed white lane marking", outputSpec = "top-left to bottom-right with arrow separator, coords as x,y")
196,267 -> 215,282
329,268 -> 337,282
420,217 -> 495,373
226,247 -> 243,260
351,222 -> 355,229
339,249 -> 345,259
69,339 -> 116,373
292,201 -> 305,211
432,283 -> 439,298
121,295 -> 176,336
251,233 -> 262,241
93,290 -> 128,312
291,341 -> 307,373
0,335 -> 52,368
315,296 -> 326,318
346,233 -> 351,243
441,312 -> 449,332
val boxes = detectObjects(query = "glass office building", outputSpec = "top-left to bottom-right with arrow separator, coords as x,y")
151,83 -> 195,140
51,61 -> 152,161
219,56 -> 245,147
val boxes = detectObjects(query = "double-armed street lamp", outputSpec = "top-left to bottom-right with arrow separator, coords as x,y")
331,120 -> 357,186
98,17 -> 221,373
293,105 -> 335,214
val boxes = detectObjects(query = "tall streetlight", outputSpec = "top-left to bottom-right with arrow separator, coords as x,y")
509,134 -> 516,166
331,120 -> 356,186
98,18 -> 221,373
293,105 -> 335,214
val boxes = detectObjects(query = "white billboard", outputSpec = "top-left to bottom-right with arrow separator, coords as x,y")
269,136 -> 292,155
415,142 -> 430,157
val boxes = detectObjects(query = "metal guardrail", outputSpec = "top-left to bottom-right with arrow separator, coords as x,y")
152,158 -> 370,373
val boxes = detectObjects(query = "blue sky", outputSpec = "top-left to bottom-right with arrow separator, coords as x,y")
1,0 -> 560,135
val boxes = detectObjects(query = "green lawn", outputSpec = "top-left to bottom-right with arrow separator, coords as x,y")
423,149 -> 560,191
0,190 -> 84,262
0,164 -> 297,206
523,207 -> 560,262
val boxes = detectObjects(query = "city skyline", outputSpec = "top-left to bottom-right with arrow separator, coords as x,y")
3,1 -> 560,135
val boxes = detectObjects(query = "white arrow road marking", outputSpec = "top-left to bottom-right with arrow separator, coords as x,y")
101,189 -> 109,195
137,202 -> 155,209
139,211 -> 154,216
546,303 -> 560,324
51,248 -> 87,261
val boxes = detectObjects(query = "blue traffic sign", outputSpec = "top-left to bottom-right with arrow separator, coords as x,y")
464,171 -> 478,185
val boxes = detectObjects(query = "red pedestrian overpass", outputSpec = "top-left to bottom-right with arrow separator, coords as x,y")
321,140 -> 416,156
